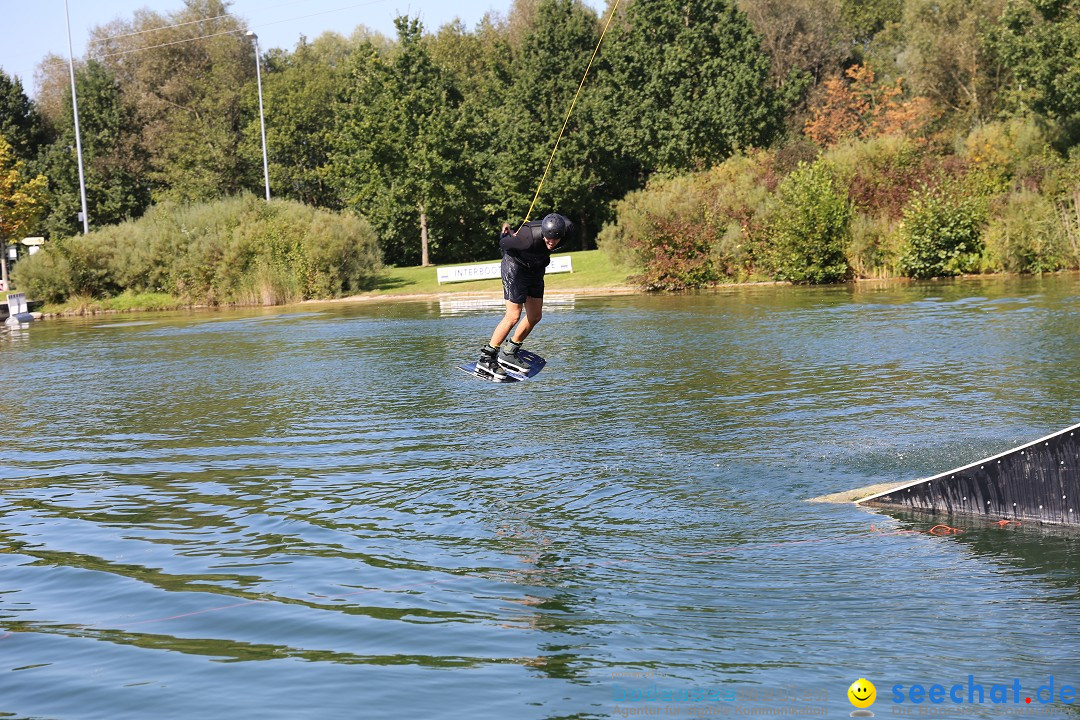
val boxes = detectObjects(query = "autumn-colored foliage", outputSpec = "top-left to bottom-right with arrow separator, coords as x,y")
598,152 -> 780,288
0,135 -> 48,242
631,218 -> 722,292
804,65 -> 936,147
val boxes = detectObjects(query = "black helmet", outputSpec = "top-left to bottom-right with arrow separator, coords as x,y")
541,213 -> 566,240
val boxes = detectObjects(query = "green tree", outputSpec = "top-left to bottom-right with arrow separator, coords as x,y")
91,0 -> 254,202
489,0 -> 614,245
331,17 -> 486,266
241,33 -> 353,209
841,0 -> 903,48
0,71 -> 48,163
38,60 -> 150,239
429,19 -> 507,98
429,18 -> 527,240
995,0 -> 1080,137
738,0 -> 849,87
898,0 -> 1009,126
30,54 -> 74,134
599,0 -> 785,173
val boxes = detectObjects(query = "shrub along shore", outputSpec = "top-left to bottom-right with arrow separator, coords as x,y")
599,125 -> 1080,291
15,195 -> 383,312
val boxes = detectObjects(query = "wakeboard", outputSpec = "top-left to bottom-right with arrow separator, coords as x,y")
458,350 -> 546,383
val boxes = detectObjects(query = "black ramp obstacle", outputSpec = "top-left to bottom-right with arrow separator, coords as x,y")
858,422 -> 1080,527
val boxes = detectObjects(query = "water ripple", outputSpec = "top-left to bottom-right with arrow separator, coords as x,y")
2,276 -> 1080,719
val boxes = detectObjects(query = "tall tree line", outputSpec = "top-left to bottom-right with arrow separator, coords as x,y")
1,0 -> 1077,266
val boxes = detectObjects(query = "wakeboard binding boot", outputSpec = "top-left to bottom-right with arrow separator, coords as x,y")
477,344 -> 510,381
497,339 -> 531,374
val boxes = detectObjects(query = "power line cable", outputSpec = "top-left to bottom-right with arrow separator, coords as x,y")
92,0 -> 327,41
92,14 -> 232,43
98,29 -> 245,59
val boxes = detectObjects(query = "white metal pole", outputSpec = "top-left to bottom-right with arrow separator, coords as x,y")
247,31 -> 271,202
65,0 -> 90,234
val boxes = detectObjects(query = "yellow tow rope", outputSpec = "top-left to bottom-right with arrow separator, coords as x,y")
522,0 -> 622,226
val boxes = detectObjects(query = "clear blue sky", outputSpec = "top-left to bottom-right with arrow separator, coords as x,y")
2,0 -> 607,96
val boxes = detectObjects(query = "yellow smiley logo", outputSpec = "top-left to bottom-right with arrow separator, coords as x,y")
848,678 -> 876,709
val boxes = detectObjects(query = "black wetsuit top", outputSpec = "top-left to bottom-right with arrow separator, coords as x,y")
499,214 -> 575,271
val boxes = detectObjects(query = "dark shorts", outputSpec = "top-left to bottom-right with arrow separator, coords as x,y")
502,257 -> 544,303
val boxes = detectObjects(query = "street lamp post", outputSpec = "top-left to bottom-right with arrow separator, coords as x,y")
246,31 -> 271,202
65,0 -> 90,233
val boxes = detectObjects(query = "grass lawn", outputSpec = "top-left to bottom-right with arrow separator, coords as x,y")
365,249 -> 635,296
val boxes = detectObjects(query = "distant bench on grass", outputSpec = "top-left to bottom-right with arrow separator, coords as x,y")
436,255 -> 573,284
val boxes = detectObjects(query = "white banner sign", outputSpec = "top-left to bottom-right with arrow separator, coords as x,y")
436,255 -> 572,284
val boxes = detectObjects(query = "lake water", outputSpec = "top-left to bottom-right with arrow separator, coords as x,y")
2,275 -> 1079,720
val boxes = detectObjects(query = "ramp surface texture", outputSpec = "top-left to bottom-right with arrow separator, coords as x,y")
859,422 -> 1080,526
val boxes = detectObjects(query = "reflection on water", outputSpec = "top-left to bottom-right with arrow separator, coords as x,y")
1,274 -> 1079,719
439,296 -> 576,316
872,509 -> 1080,594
